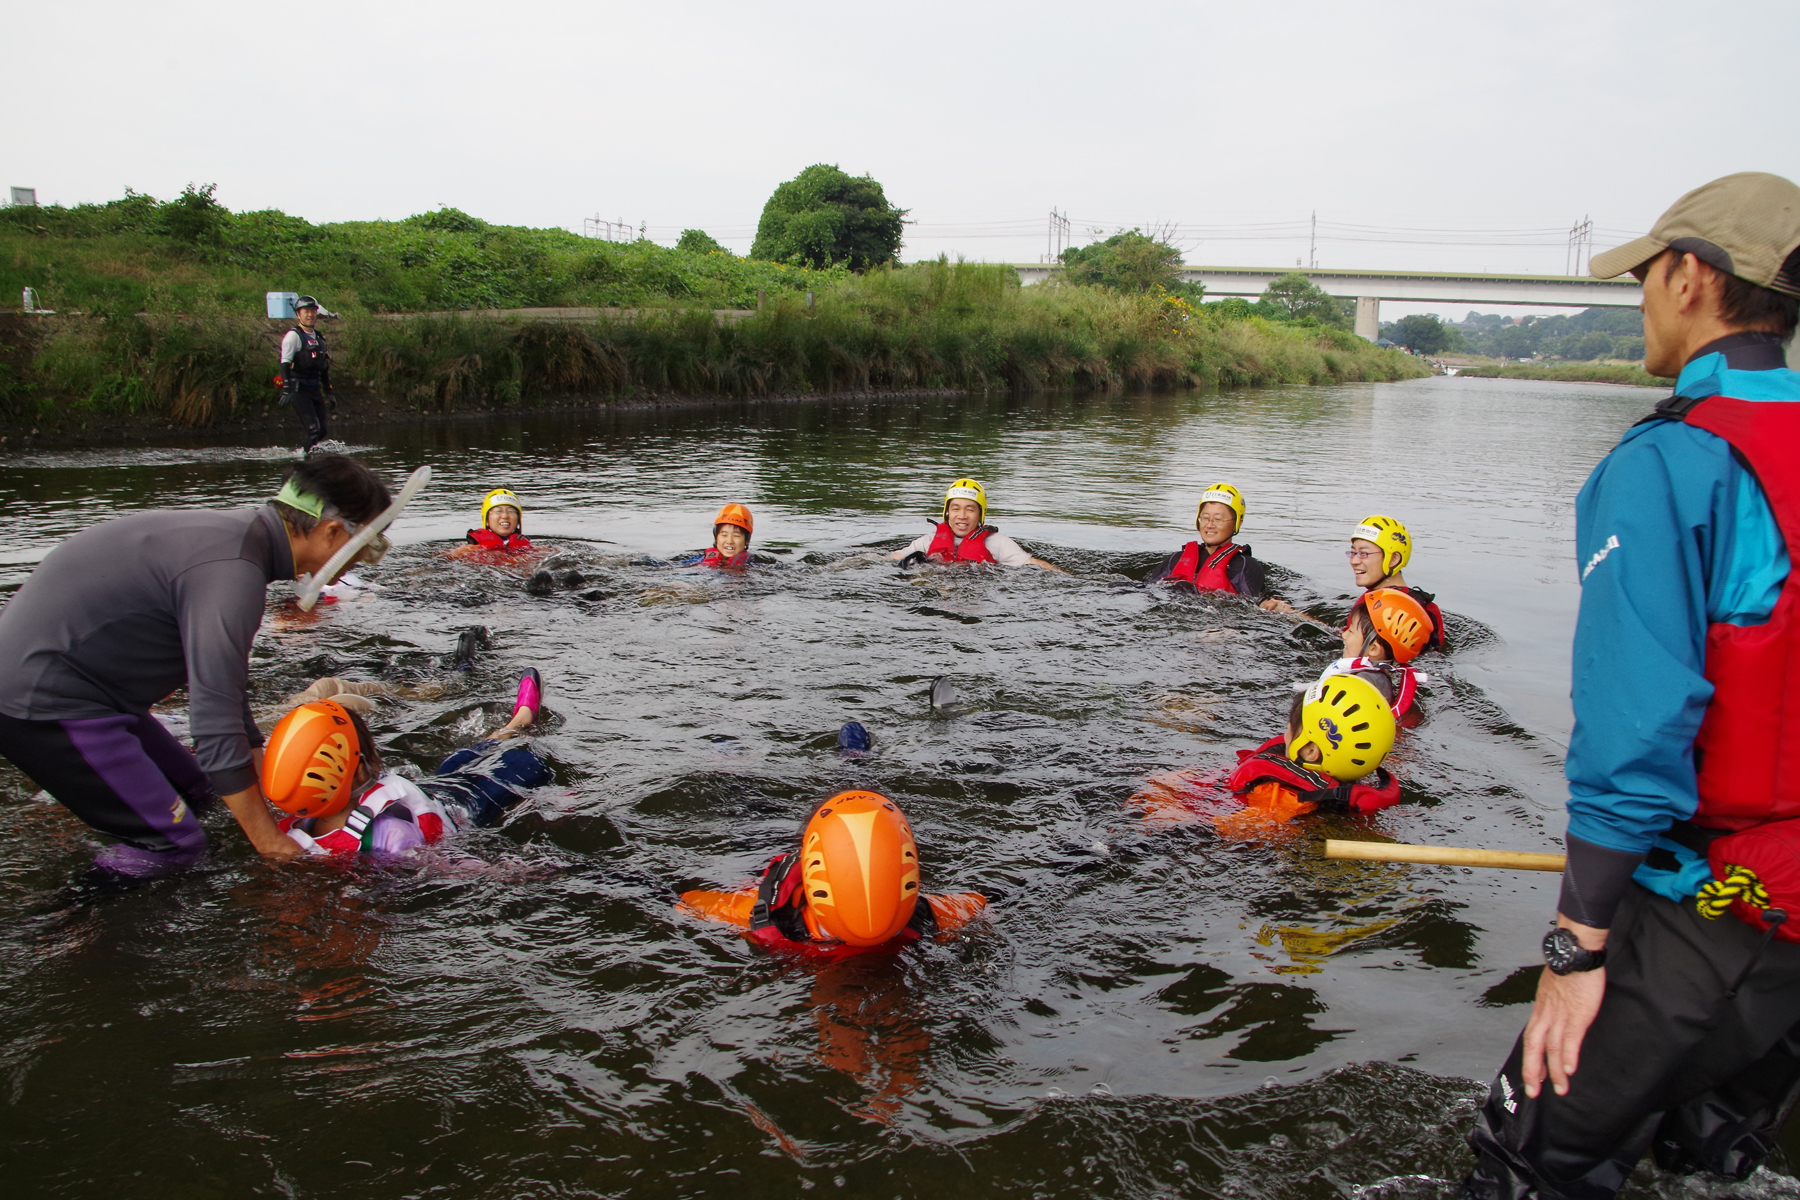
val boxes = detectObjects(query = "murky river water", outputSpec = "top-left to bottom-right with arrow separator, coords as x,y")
3,376 -> 1792,1199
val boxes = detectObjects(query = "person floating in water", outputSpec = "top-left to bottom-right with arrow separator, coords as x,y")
675,504 -> 756,569
678,789 -> 986,957
264,669 -> 551,856
891,478 -> 1064,571
1134,668 -> 1399,833
453,488 -> 535,556
1344,515 -> 1445,651
1147,483 -> 1294,611
1332,586 -> 1436,724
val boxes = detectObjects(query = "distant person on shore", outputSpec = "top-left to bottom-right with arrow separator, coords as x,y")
0,454 -> 396,875
1344,515 -> 1445,651
1147,483 -> 1294,610
278,295 -> 338,456
1461,172 -> 1800,1200
891,479 -> 1065,571
675,504 -> 756,569
453,488 -> 535,557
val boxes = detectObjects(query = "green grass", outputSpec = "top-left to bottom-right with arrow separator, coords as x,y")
1454,363 -> 1671,387
0,262 -> 1429,430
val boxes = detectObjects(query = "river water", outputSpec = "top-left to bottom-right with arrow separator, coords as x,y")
2,376 -> 1790,1199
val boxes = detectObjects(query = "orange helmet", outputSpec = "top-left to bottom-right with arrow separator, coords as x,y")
797,791 -> 921,946
260,699 -> 364,818
713,503 -> 753,539
1363,588 -> 1433,663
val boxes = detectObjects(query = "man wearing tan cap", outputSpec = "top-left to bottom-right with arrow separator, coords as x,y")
1465,172 -> 1800,1199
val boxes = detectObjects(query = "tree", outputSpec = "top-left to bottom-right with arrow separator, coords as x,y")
1060,229 -> 1183,293
750,164 -> 906,269
160,182 -> 225,244
1260,273 -> 1353,328
676,228 -> 728,256
1388,314 -> 1451,354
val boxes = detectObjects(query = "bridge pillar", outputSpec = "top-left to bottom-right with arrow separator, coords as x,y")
1354,297 -> 1380,341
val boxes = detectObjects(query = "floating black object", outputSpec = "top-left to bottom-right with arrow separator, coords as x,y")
837,722 -> 872,755
526,570 -> 556,596
929,676 -> 957,711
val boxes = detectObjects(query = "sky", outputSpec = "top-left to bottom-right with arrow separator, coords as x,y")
7,0 -> 1798,319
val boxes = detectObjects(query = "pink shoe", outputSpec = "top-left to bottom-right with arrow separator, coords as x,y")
512,668 -> 543,721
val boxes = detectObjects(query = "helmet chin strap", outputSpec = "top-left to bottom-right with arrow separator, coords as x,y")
295,466 -> 431,610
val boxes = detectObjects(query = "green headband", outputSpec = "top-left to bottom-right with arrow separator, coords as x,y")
275,478 -> 327,518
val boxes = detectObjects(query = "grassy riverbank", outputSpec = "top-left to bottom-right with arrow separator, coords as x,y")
1454,363 -> 1670,387
0,262 -> 1428,437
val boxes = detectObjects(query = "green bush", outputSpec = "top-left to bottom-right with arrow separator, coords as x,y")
750,164 -> 906,269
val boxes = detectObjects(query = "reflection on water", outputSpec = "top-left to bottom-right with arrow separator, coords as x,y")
5,377 -> 1785,1197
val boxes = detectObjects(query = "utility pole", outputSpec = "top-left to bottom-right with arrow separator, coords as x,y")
1566,216 -> 1593,275
1309,210 -> 1318,270
1047,208 -> 1070,263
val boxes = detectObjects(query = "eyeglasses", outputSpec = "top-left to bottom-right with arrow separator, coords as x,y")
1345,550 -> 1382,562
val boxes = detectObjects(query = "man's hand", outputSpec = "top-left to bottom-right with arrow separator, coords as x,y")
1260,597 -> 1296,612
1520,916 -> 1608,1097
326,390 -> 339,413
219,783 -> 302,861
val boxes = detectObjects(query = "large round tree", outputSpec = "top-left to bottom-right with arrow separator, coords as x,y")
750,164 -> 906,269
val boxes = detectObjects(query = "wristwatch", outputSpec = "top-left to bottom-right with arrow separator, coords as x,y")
1542,927 -> 1607,975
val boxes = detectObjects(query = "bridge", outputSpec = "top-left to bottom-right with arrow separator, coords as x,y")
1010,264 -> 1643,340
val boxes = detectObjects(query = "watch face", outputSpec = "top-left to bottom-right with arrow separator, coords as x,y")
1543,928 -> 1581,973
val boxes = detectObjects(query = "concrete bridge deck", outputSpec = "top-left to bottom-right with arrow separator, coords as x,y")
1011,263 -> 1643,339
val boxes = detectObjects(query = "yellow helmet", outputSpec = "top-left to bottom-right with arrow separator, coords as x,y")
1289,671 -> 1396,782
1352,514 -> 1411,573
944,478 -> 988,523
482,488 -> 524,527
1197,483 -> 1245,534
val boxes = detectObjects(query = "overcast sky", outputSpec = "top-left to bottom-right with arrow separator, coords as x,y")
7,0 -> 1797,317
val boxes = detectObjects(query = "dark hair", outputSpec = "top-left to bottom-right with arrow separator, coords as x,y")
345,707 -> 382,780
1662,247 -> 1800,336
273,454 -> 392,532
1349,604 -> 1394,661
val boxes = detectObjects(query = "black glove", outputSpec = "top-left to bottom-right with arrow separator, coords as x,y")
279,377 -> 297,406
326,391 -> 339,413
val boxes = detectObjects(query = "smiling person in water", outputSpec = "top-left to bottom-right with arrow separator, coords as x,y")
265,669 -> 550,856
678,789 -> 986,958
1343,515 -> 1445,652
450,487 -> 535,557
0,454 -> 399,875
891,478 -> 1064,571
676,503 -> 756,569
1147,483 -> 1294,611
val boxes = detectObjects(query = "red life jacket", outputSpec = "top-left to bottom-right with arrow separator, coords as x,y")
1346,586 -> 1447,652
1228,735 -> 1401,814
926,522 -> 998,564
1165,541 -> 1245,593
1682,396 -> 1800,831
465,528 -> 534,552
277,781 -> 448,855
700,547 -> 750,569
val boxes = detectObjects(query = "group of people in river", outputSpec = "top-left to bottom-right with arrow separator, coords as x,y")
5,170 -> 1800,1199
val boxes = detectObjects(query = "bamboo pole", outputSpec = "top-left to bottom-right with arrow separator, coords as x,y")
1324,839 -> 1566,872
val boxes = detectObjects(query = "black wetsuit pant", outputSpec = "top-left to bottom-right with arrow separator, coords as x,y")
1465,883 -> 1800,1199
292,384 -> 330,451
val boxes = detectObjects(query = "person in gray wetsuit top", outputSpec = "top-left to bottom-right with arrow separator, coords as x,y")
0,454 -> 392,876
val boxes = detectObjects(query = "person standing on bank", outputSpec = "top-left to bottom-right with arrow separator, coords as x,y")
1464,172 -> 1800,1198
279,295 -> 337,455
0,454 -> 393,876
